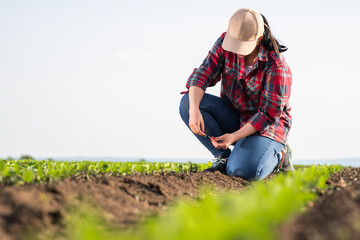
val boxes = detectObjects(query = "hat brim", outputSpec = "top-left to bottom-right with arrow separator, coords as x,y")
222,32 -> 257,56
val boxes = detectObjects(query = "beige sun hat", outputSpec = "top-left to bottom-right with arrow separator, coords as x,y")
222,8 -> 265,55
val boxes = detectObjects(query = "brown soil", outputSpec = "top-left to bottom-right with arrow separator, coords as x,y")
0,171 -> 249,240
279,167 -> 360,240
3,168 -> 360,240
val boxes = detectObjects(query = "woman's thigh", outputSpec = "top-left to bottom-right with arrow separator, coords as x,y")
226,135 -> 284,180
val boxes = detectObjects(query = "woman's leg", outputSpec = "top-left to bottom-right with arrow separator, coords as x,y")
179,93 -> 239,158
227,135 -> 284,180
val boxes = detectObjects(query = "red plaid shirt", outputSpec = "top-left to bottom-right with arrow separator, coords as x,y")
184,32 -> 292,144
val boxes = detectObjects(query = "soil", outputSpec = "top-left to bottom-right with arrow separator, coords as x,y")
2,168 -> 360,240
279,167 -> 360,240
0,171 -> 249,240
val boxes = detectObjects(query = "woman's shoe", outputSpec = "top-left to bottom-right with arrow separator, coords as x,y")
274,143 -> 295,173
202,157 -> 228,174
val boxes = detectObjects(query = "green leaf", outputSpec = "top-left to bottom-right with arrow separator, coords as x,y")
37,165 -> 45,180
77,162 -> 86,171
0,160 -> 5,171
2,166 -> 10,177
23,170 -> 34,183
13,162 -> 20,174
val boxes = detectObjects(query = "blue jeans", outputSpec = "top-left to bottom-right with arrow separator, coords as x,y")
179,93 -> 284,180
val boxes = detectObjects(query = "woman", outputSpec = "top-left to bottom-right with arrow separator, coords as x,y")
179,8 -> 294,181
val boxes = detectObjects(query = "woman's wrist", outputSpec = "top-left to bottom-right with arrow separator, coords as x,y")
231,123 -> 257,143
230,132 -> 240,144
189,106 -> 199,114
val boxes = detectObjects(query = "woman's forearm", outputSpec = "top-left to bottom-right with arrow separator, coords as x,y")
188,86 -> 205,111
188,86 -> 206,136
232,123 -> 257,141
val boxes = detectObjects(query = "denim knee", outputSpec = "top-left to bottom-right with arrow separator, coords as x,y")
179,93 -> 189,120
226,159 -> 257,181
226,136 -> 284,181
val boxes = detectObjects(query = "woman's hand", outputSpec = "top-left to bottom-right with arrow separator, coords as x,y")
211,133 -> 236,149
189,108 -> 205,136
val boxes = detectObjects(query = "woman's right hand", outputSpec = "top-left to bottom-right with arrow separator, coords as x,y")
189,108 -> 205,136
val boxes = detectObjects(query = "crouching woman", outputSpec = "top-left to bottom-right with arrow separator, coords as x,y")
179,8 -> 294,181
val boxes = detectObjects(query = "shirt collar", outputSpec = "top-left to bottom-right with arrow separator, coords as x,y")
257,45 -> 269,62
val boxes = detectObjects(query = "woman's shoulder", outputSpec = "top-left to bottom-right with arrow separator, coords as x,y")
208,32 -> 227,56
213,32 -> 227,46
263,50 -> 291,78
220,32 -> 227,39
267,51 -> 290,71
269,51 -> 285,66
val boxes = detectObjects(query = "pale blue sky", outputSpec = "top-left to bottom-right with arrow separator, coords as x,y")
1,0 -> 359,161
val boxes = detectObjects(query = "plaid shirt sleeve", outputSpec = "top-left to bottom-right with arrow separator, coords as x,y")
247,55 -> 292,133
185,33 -> 226,91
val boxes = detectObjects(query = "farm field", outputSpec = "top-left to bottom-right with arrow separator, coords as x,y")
0,160 -> 359,240
279,167 -> 360,240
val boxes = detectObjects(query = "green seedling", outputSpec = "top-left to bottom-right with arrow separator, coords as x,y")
0,159 -> 212,185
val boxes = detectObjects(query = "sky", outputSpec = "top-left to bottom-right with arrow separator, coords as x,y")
1,0 -> 360,161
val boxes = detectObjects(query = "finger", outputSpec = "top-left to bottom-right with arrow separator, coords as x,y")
193,125 -> 201,135
214,136 -> 224,141
189,124 -> 198,135
217,143 -> 227,149
211,138 -> 223,149
211,137 -> 222,143
198,131 -> 205,136
189,121 -> 198,132
199,120 -> 205,136
194,123 -> 205,136
194,123 -> 204,136
189,123 -> 194,132
198,129 -> 205,136
211,140 -> 218,148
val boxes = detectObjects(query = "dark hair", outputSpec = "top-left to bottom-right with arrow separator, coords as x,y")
260,14 -> 288,53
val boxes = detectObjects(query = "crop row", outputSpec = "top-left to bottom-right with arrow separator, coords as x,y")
0,159 -> 212,184
65,164 -> 342,240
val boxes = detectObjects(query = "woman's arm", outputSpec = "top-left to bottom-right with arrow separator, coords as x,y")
211,58 -> 292,150
188,86 -> 206,136
246,62 -> 292,133
211,123 -> 257,149
185,33 -> 225,91
185,34 -> 227,136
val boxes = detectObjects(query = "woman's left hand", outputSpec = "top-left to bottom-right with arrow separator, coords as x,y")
211,133 -> 236,150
